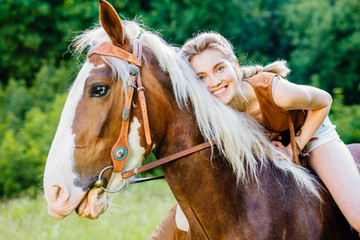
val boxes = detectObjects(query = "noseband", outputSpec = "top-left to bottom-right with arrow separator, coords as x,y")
88,41 -> 213,192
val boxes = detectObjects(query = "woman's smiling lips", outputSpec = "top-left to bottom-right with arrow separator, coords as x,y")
212,86 -> 227,97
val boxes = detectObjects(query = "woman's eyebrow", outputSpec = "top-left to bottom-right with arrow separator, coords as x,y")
213,61 -> 225,70
195,61 -> 225,76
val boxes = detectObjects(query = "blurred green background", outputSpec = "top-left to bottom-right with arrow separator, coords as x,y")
0,0 -> 359,200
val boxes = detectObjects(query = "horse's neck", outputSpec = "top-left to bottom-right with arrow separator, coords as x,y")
161,143 -> 245,238
155,107 -> 202,157
142,56 -> 204,157
143,60 -> 250,237
156,110 -> 245,237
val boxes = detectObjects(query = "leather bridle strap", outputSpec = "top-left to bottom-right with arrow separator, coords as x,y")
135,43 -> 152,156
96,140 -> 216,191
89,42 -> 139,66
121,141 -> 215,179
89,41 -> 152,172
110,74 -> 136,172
288,114 -> 300,166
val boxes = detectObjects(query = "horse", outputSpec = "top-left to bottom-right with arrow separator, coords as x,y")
43,0 -> 360,239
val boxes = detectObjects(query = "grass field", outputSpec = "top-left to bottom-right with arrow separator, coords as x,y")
0,180 -> 176,240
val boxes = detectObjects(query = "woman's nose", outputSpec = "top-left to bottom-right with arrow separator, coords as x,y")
207,75 -> 222,88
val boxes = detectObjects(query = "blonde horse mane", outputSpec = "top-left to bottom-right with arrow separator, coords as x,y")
72,21 -> 320,198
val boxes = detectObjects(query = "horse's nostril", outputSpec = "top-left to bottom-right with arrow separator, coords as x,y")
45,184 -> 76,219
51,185 -> 70,203
54,185 -> 61,199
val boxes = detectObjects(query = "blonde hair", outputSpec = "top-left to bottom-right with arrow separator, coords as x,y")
181,31 -> 291,80
181,32 -> 237,62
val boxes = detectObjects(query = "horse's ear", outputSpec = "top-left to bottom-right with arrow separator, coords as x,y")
99,0 -> 126,47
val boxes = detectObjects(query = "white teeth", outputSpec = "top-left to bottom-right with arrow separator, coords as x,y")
213,87 -> 226,96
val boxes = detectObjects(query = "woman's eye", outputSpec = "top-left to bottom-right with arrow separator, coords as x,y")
90,84 -> 109,97
198,76 -> 205,81
217,66 -> 224,72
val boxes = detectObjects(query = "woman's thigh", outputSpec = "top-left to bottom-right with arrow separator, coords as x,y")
309,140 -> 360,225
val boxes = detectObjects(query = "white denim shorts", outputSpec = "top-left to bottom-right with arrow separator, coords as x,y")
304,116 -> 342,153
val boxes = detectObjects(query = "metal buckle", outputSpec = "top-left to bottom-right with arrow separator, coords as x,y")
137,86 -> 145,92
129,65 -> 139,76
95,166 -> 127,193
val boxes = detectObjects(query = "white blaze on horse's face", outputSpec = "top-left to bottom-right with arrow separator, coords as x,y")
43,61 -> 94,218
43,56 -> 147,219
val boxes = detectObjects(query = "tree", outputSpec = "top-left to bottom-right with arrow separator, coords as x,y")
282,0 -> 360,104
0,0 -> 98,85
142,0 -> 291,64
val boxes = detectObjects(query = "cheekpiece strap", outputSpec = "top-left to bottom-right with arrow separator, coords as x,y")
88,40 -> 151,173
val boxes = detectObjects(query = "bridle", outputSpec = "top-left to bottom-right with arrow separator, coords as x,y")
89,41 -> 151,172
88,41 -> 214,193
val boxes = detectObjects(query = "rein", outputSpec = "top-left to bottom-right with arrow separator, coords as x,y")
89,41 -> 214,193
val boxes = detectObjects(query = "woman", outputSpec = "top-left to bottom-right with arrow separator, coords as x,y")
148,32 -> 360,239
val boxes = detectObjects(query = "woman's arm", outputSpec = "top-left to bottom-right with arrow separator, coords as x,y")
272,77 -> 333,150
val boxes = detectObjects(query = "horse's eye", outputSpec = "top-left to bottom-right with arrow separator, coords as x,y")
90,84 -> 109,97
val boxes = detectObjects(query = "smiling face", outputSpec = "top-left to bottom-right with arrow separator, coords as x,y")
190,48 -> 239,105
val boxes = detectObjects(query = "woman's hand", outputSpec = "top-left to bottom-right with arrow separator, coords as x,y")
272,141 -> 293,160
272,76 -> 332,150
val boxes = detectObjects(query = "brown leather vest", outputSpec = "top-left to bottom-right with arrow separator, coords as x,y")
244,72 -> 307,165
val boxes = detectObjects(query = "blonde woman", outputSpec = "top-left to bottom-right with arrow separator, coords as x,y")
148,32 -> 360,239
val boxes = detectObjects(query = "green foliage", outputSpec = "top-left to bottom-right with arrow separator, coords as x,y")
0,0 -> 51,83
0,58 -> 75,143
0,0 -> 98,84
0,79 -> 29,138
0,94 -> 66,198
330,88 -> 360,143
142,0 -> 290,64
29,59 -> 78,108
0,55 -> 74,197
282,0 -> 360,104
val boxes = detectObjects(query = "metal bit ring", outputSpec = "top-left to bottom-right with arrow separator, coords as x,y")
95,166 -> 127,193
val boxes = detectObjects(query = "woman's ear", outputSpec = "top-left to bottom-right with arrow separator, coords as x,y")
234,59 -> 239,67
233,59 -> 241,74
232,60 -> 243,80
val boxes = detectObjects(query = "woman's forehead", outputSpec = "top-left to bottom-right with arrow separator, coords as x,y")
190,48 -> 228,73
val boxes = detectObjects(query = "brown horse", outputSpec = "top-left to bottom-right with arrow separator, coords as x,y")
43,0 -> 360,239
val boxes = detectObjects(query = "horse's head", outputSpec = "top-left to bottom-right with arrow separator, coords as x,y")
43,0 -> 172,219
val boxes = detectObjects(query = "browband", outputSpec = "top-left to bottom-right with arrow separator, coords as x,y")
89,42 -> 141,67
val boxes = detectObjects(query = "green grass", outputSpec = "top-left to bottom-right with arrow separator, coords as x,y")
0,181 -> 176,240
